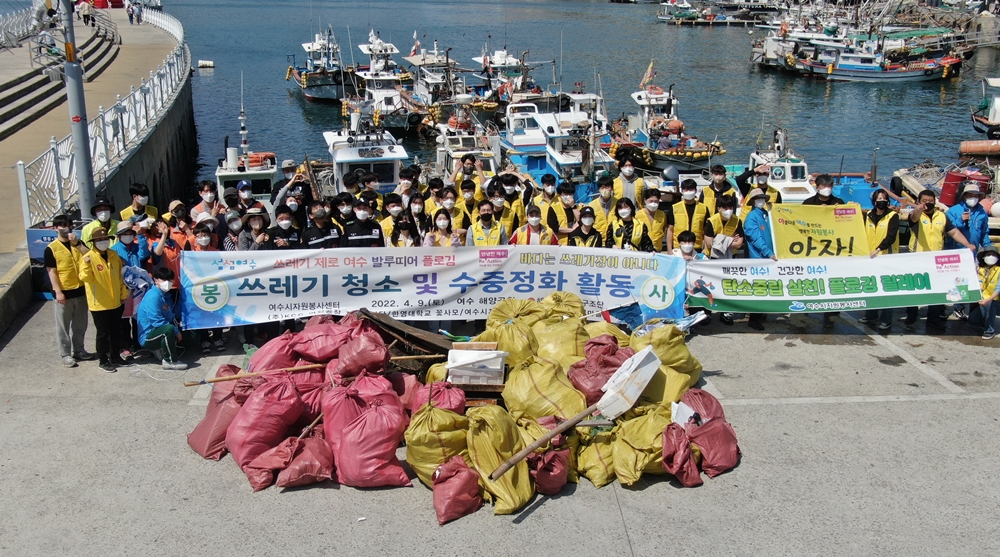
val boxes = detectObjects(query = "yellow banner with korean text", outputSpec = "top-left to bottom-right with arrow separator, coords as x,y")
770,203 -> 868,259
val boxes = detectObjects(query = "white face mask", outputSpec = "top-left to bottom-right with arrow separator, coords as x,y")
355,211 -> 370,221
136,196 -> 149,206
527,216 -> 541,227
618,208 -> 632,218
202,193 -> 216,203
339,205 -> 353,215
436,219 -> 449,230
754,199 -> 767,209
680,243 -> 694,254
239,190 -> 252,200
118,234 -> 135,244
966,197 -> 979,208
544,185 -> 556,195
492,198 -> 505,208
284,172 -> 295,180
398,180 -> 412,189
621,166 -> 634,178
94,240 -> 110,251
645,201 -> 659,212
985,255 -> 999,266
250,218 -> 263,229
581,217 -> 595,227
411,204 -> 424,215
286,200 -> 298,212
720,209 -> 734,220
503,185 -> 516,194
681,191 -> 696,201
712,174 -> 725,184
442,199 -> 456,210
196,236 -> 211,246
818,187 -> 832,197
157,280 -> 172,293
561,195 -> 575,206
463,192 -> 474,200
600,189 -> 612,200
388,206 -> 402,217
229,221 -> 242,232
277,219 -> 293,230
96,210 -> 111,222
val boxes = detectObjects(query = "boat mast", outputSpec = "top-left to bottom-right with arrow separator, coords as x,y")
239,72 -> 248,155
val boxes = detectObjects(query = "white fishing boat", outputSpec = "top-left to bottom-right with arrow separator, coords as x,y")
343,31 -> 428,135
402,40 -> 467,107
323,112 -> 410,196
215,105 -> 282,204
286,26 -> 361,102
425,95 -> 500,184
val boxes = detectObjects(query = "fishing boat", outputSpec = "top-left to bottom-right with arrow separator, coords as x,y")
971,77 -> 1000,139
215,102 -> 282,206
656,0 -> 694,20
322,112 -> 410,196
423,94 -> 500,184
343,31 -> 429,136
402,40 -> 467,107
799,50 -> 961,82
285,26 -> 361,102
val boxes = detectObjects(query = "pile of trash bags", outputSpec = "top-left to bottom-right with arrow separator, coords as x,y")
187,297 -> 740,525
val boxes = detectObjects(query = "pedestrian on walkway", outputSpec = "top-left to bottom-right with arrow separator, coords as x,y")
78,228 -> 128,372
45,214 -> 96,368
134,3 -> 142,25
137,268 -> 188,370
126,3 -> 134,25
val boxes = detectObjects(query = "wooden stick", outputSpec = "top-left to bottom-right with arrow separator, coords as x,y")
387,339 -> 399,351
182,363 -> 324,387
490,404 -> 599,481
389,354 -> 446,361
297,413 -> 323,439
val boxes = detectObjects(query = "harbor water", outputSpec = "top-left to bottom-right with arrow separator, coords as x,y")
169,0 -> 1000,184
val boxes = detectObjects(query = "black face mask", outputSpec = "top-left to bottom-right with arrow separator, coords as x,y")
397,222 -> 413,232
172,208 -> 188,220
875,200 -> 889,210
480,213 -> 493,224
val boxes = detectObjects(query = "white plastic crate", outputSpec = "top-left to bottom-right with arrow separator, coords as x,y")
445,350 -> 508,386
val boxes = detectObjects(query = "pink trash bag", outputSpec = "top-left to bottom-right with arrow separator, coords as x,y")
385,372 -> 422,411
187,364 -> 242,460
409,381 -> 466,414
276,433 -> 335,489
321,386 -> 367,457
245,437 -> 301,492
567,335 -> 635,406
528,448 -> 570,495
226,374 -> 305,488
432,456 -> 483,525
351,370 -> 401,407
246,331 -> 298,373
292,322 -> 353,362
334,331 -> 390,377
336,398 -> 411,488
687,419 -> 740,478
662,423 -> 703,487
680,388 -> 726,422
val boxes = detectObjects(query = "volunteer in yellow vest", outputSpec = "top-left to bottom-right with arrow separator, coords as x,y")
588,175 -> 618,238
606,198 -> 654,251
407,195 -> 430,239
494,173 -> 528,233
359,172 -> 384,213
666,179 -> 710,252
699,164 -> 739,214
568,206 -> 603,247
45,214 -> 97,368
858,189 -> 901,330
424,178 -> 445,215
422,209 -> 463,247
510,204 -> 558,245
467,199 -> 508,246
379,193 -> 405,238
546,182 -> 580,246
459,180 -> 480,220
904,189 -> 975,331
119,183 -> 159,222
703,194 -> 744,259
533,173 -> 558,217
395,167 -> 418,209
449,154 -> 488,201
438,186 -> 471,241
636,188 -> 668,252
972,246 -> 1000,340
81,196 -> 120,249
389,213 -> 420,248
736,164 -> 782,210
613,157 -> 644,203
78,228 -> 129,372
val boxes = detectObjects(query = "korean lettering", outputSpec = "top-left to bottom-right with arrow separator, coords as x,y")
236,278 -> 267,296
414,273 -> 438,295
342,273 -> 369,296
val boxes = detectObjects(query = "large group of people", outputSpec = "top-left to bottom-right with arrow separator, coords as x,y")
45,155 -> 1000,371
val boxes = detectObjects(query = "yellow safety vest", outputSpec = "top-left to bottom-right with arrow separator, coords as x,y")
462,199 -> 479,220
704,213 -> 740,256
587,197 -> 618,237
865,211 -> 899,254
470,221 -> 502,246
672,202 -> 709,249
613,176 -> 644,203
120,205 -> 158,221
701,186 -> 737,214
909,210 -> 946,252
77,249 -> 126,311
635,208 -> 667,252
609,220 -> 647,250
426,231 -> 461,247
548,203 -> 578,246
741,185 -> 781,210
979,264 -> 1000,297
533,193 -> 557,218
48,239 -> 83,291
514,225 -> 554,245
379,215 -> 396,239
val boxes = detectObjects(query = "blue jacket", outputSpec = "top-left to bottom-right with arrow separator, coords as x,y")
945,204 -> 992,250
136,287 -> 178,345
111,235 -> 151,268
743,207 -> 775,259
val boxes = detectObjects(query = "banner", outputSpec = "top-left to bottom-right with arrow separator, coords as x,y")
686,251 -> 982,313
179,246 -> 688,329
770,203 -> 869,259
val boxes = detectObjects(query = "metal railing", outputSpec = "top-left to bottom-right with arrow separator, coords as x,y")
0,8 -> 33,49
17,10 -> 189,229
26,8 -> 121,74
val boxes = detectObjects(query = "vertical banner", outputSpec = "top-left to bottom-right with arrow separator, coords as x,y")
770,203 -> 869,259
179,247 -> 688,329
686,251 -> 982,313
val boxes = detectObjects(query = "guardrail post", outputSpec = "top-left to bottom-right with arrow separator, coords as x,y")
130,85 -> 140,139
50,137 -> 65,214
97,105 -> 109,173
17,161 -> 31,229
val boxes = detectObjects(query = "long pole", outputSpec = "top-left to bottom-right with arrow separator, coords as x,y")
59,0 -> 95,220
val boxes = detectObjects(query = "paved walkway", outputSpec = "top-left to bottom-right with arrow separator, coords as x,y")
0,9 -> 176,255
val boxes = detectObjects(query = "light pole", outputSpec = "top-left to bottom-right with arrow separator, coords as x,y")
57,0 -> 96,221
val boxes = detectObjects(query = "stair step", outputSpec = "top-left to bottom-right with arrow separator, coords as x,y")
0,73 -> 52,109
86,43 -> 120,82
0,86 -> 67,142
0,79 -> 64,126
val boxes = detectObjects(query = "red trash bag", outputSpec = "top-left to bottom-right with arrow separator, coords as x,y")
187,364 -> 242,460
351,370 -> 400,406
335,331 -> 390,377
321,386 -> 367,457
226,375 -> 305,488
297,383 -> 326,424
662,423 -> 702,487
245,437 -> 300,492
277,434 -> 335,488
409,381 -> 466,414
289,360 -> 325,387
303,314 -> 335,329
385,371 -> 422,411
336,398 -> 411,488
338,311 -> 364,330
232,374 -> 266,405
687,419 -> 740,478
292,322 -> 353,362
246,331 -> 298,373
568,335 -> 635,406
528,448 -> 570,495
680,388 -> 726,422
432,456 -> 483,525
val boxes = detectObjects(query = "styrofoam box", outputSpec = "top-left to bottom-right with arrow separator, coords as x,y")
446,350 -> 508,386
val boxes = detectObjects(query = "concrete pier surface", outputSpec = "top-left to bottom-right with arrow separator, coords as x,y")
0,306 -> 997,556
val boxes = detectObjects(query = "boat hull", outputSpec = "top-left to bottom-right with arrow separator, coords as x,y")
801,62 -> 952,82
291,68 -> 361,101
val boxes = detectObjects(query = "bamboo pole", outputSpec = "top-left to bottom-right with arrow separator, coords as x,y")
182,363 -> 324,387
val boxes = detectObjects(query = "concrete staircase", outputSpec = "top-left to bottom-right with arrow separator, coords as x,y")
0,29 -> 121,142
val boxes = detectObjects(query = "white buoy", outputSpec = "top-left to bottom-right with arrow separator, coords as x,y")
198,60 -> 215,68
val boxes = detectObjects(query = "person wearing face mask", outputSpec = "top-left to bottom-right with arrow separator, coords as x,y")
408,194 -> 431,238
509,205 -> 558,246
190,181 -> 226,222
238,207 -> 271,251
736,164 -> 782,211
698,165 -> 738,214
424,177 -> 446,215
703,194 -> 744,259
742,188 -> 777,331
236,180 -> 264,213
636,189 -> 668,252
666,180 -> 710,253
78,228 -> 129,372
587,175 -> 618,238
192,212 -> 221,247
110,220 -> 152,358
459,180 -> 480,219
359,172 -> 384,213
672,230 -> 707,261
533,174 -> 558,217
450,154 -> 487,195
905,189 -> 975,331
545,182 -> 580,246
390,213 -> 419,247
802,174 -> 845,206
360,189 -> 383,221
220,186 -> 242,218
945,182 -> 993,322
222,210 -> 244,251
81,197 -> 120,250
438,186 -> 472,240
970,246 -> 1000,340
332,192 -> 356,232
167,200 -> 196,252
380,193 -> 405,238
395,168 -> 416,209
497,172 -> 528,229
120,183 -> 158,222
486,182 -> 518,237
605,198 -> 654,251
856,190 -> 900,330
267,205 -> 301,250
152,218 -> 183,289
45,214 -> 96,367
422,209 -> 462,247
613,157 -> 644,204
136,267 -> 188,371
273,169 -> 313,229
342,199 -> 387,247
568,206 -> 602,248
269,159 -> 300,203
467,199 -> 508,246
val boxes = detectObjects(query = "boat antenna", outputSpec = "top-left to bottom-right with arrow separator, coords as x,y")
870,147 -> 879,184
559,30 -> 563,96
348,26 -> 356,68
239,72 -> 248,155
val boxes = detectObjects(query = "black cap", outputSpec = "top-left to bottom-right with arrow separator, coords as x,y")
90,196 -> 114,216
579,206 -> 595,218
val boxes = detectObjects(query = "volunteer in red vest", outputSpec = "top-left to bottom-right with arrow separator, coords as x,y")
606,198 -> 654,251
666,179 -> 710,253
509,204 -> 557,245
78,228 -> 128,372
546,182 -> 580,246
467,199 -> 508,246
45,214 -> 96,368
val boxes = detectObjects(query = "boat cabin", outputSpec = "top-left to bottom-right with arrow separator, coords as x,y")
972,78 -> 1000,136
216,149 -> 281,203
504,103 -> 547,150
323,118 -> 409,195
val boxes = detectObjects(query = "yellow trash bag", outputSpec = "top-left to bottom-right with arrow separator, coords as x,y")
474,321 -> 538,368
613,404 -> 672,486
585,321 -> 630,348
531,316 -> 588,371
486,298 -> 547,329
577,427 -> 616,488
516,416 -> 580,483
467,405 -> 534,515
404,403 -> 469,487
539,292 -> 584,319
629,323 -> 702,405
503,356 -> 587,421
425,362 -> 448,384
